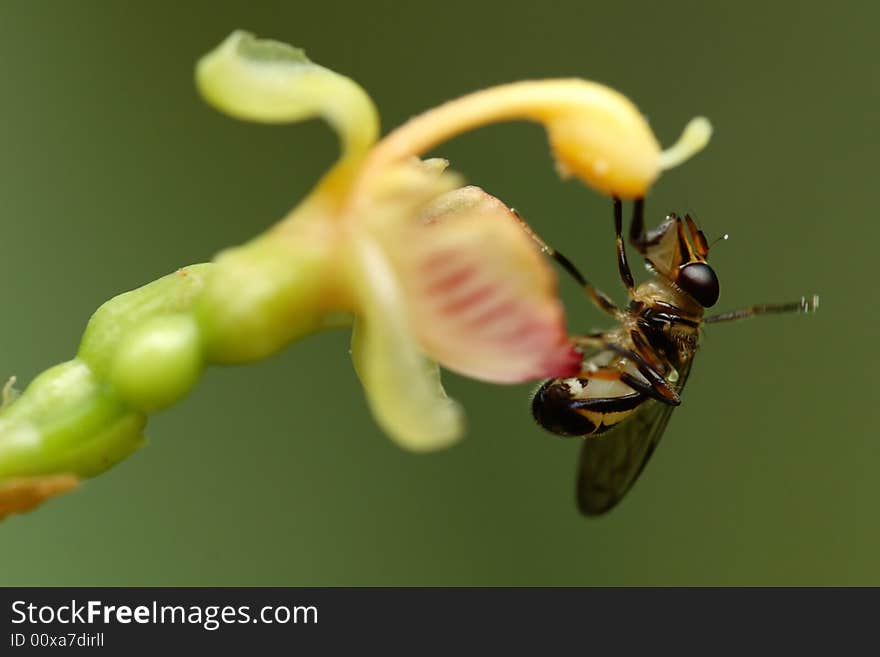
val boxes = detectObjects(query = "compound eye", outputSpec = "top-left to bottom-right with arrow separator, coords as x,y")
678,262 -> 719,307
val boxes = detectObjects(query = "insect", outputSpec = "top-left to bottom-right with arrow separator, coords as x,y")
522,199 -> 817,516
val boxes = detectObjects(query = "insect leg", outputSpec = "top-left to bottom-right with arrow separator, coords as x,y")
628,329 -> 664,372
601,342 -> 681,405
511,209 -> 618,316
704,295 -> 819,324
613,198 -> 635,296
627,197 -> 648,253
573,332 -> 681,406
575,362 -> 674,404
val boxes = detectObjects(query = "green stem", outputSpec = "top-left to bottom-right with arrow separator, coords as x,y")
0,227 -> 334,484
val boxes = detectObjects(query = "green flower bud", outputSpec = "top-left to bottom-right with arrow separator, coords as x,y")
0,360 -> 144,480
78,264 -> 212,378
110,314 -> 203,412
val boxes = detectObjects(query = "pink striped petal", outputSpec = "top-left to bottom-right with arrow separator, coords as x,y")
388,186 -> 580,383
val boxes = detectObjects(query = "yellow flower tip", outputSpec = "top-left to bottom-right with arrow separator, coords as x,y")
552,113 -> 713,196
544,90 -> 662,198
0,474 -> 79,520
659,116 -> 713,171
363,79 -> 709,201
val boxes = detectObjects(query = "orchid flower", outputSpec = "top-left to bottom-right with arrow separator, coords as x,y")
0,31 -> 710,519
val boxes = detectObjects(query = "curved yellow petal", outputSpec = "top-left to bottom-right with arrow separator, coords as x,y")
348,238 -> 464,452
360,80 -> 711,200
196,31 -> 378,160
384,186 -> 581,383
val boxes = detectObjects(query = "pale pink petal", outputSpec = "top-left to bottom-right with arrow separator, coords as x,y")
385,186 -> 580,383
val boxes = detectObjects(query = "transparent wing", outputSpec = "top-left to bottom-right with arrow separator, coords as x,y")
576,359 -> 693,516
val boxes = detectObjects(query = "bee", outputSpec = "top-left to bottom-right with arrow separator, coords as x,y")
523,199 -> 817,516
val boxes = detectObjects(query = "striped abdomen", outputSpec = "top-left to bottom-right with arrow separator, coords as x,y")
531,374 -> 647,437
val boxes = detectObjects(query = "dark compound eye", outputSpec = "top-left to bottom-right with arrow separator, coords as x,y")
677,262 -> 719,307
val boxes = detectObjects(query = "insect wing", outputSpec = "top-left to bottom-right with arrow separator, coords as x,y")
576,360 -> 693,516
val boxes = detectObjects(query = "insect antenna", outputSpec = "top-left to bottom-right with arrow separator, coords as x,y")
708,233 -> 729,249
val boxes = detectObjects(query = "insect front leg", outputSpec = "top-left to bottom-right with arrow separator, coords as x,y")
511,209 -> 619,317
613,198 -> 635,297
627,197 -> 649,253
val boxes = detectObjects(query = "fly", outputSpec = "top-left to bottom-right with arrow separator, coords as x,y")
521,199 -> 818,516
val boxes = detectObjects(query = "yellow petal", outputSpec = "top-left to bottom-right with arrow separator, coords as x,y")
356,157 -> 463,232
360,80 -> 711,200
348,238 -> 464,452
386,186 -> 581,383
196,31 -> 378,159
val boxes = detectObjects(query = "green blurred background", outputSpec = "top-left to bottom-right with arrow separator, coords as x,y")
0,2 -> 874,585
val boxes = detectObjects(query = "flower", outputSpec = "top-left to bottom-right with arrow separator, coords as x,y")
193,31 -> 710,451
0,31 -> 710,518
